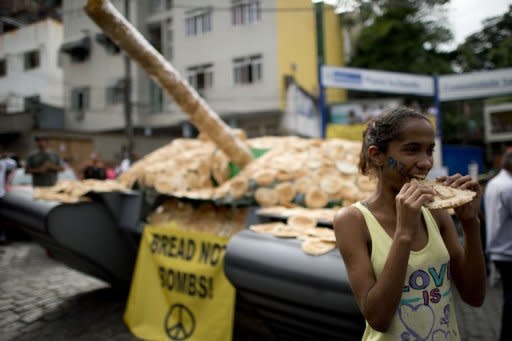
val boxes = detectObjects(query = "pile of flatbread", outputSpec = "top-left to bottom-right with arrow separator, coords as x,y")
117,135 -> 376,209
413,179 -> 476,209
249,214 -> 337,256
33,179 -> 129,203
213,136 -> 375,208
117,138 -> 227,194
146,198 -> 248,237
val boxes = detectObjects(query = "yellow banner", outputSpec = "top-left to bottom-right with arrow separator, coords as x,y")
124,224 -> 235,341
326,123 -> 366,141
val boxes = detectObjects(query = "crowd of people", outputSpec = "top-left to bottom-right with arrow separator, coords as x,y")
0,135 -> 135,243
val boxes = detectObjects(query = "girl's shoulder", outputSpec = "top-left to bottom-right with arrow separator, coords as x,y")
334,204 -> 370,240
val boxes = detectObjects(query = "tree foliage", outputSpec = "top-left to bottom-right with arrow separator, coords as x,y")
453,5 -> 512,71
348,0 -> 453,74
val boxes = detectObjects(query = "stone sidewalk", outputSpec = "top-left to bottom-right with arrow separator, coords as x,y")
0,242 -> 138,341
0,242 -> 504,341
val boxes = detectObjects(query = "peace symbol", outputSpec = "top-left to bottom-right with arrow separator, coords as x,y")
164,303 -> 196,340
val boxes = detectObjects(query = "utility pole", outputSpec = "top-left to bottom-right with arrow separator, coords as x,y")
123,0 -> 134,161
315,1 -> 327,138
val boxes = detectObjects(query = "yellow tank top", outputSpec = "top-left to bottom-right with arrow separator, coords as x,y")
353,202 -> 460,341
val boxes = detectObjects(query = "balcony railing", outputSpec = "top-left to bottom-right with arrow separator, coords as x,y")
0,112 -> 33,133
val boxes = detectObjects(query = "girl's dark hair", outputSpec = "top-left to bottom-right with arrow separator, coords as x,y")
359,107 -> 432,175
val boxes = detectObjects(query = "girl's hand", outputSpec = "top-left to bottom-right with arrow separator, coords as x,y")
438,174 -> 481,224
395,181 -> 435,241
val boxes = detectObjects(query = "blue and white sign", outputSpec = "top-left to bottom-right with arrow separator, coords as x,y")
322,66 -> 434,96
283,82 -> 320,137
439,68 -> 512,101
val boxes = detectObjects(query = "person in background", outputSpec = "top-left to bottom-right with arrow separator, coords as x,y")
116,151 -> 131,176
334,107 -> 486,340
82,152 -> 107,180
0,148 -> 17,244
348,110 -> 362,125
484,147 -> 512,341
105,161 -> 117,180
25,136 -> 63,187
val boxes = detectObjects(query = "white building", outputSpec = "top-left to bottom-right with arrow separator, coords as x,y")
0,18 -> 64,128
60,0 -> 345,162
0,19 -> 64,157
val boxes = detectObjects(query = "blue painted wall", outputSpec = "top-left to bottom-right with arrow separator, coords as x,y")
442,145 -> 485,176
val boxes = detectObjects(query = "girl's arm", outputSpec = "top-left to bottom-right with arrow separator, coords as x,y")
335,183 -> 433,332
433,175 -> 486,307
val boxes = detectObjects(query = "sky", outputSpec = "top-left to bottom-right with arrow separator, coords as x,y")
447,0 -> 510,47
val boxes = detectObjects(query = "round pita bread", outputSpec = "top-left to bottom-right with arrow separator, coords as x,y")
320,175 -> 343,195
276,182 -> 296,205
249,222 -> 286,234
287,215 -> 317,230
252,169 -> 276,186
305,188 -> 328,208
186,171 -> 201,189
295,176 -> 314,194
271,224 -> 302,238
301,237 -> 336,256
229,176 -> 249,199
306,227 -> 335,240
275,170 -> 294,181
414,179 -> 477,209
336,161 -> 358,175
255,187 -> 279,207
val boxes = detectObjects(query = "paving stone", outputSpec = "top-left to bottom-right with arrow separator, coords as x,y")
0,312 -> 19,328
14,304 -> 35,315
0,303 -> 14,313
20,320 -> 44,335
20,308 -> 44,324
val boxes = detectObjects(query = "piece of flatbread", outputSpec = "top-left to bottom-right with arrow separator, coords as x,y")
271,224 -> 302,238
249,222 -> 286,234
301,237 -> 336,256
413,179 -> 476,209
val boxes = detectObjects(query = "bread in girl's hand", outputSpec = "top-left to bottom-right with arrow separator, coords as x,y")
411,178 -> 476,209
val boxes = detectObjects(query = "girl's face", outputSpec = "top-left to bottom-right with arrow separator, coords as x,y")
382,118 -> 435,188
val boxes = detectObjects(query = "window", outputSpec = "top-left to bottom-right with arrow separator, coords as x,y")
61,37 -> 91,62
149,0 -> 173,13
147,24 -> 162,53
24,50 -> 40,70
96,33 -> 120,55
24,95 -> 40,113
185,8 -> 212,36
71,87 -> 90,111
233,55 -> 262,85
106,80 -> 125,105
187,64 -> 213,91
149,80 -> 163,113
166,18 -> 173,60
232,0 -> 261,26
0,59 -> 6,77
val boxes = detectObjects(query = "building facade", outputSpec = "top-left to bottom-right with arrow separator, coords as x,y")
0,18 -> 64,154
60,0 -> 346,162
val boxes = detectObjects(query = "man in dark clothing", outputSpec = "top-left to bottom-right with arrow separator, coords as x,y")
485,147 -> 512,341
82,153 -> 106,180
25,136 -> 63,187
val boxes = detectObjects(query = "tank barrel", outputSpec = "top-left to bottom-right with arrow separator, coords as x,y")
84,0 -> 253,168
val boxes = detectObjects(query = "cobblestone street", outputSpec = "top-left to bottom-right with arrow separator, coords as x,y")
0,242 -> 504,341
0,242 -> 138,341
